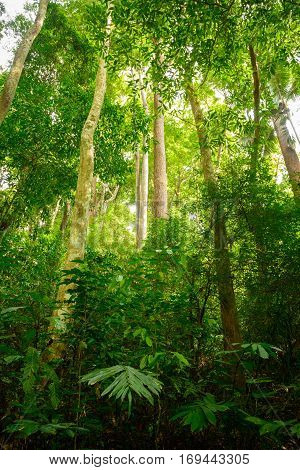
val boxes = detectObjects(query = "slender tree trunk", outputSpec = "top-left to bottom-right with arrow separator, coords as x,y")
153,92 -> 168,219
248,44 -> 260,175
0,0 -> 49,124
88,177 -> 101,250
52,57 -> 107,328
136,76 -> 149,248
187,83 -> 242,349
60,200 -> 71,234
138,142 -> 149,244
49,9 -> 112,356
135,147 -> 141,246
50,198 -> 61,229
103,185 -> 119,215
214,203 -> 241,348
273,103 -> 300,202
98,183 -> 119,232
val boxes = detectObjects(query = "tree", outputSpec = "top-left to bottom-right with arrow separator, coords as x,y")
0,0 -> 49,125
186,82 -> 242,350
50,4 -> 113,355
273,104 -> 300,203
136,74 -> 149,248
153,49 -> 168,219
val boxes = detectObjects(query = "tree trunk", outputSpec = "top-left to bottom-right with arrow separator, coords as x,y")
60,200 -> 71,234
138,141 -> 149,245
153,92 -> 168,219
248,44 -> 260,175
0,0 -> 49,124
135,147 -> 141,246
49,10 -> 111,355
98,183 -> 119,232
88,177 -> 101,250
214,203 -> 242,348
273,103 -> 300,202
50,198 -> 61,229
187,83 -> 242,349
136,76 -> 149,248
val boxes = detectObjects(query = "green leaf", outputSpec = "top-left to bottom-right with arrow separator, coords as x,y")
257,344 -> 269,359
245,416 -> 267,426
140,355 -> 147,369
4,355 -> 22,364
1,306 -> 25,314
81,365 -> 162,412
172,352 -> 190,366
201,405 -> 217,425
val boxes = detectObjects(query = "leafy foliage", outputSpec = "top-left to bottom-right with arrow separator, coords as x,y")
82,365 -> 162,414
0,0 -> 299,452
172,394 -> 231,432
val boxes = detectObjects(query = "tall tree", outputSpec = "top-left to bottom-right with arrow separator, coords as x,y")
153,46 -> 168,219
136,75 -> 149,248
153,91 -> 168,219
0,0 -> 49,125
273,102 -> 300,202
248,44 -> 261,176
50,5 -> 113,355
135,146 -> 141,245
187,83 -> 242,350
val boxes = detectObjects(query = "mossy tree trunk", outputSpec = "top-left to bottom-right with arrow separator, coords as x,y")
50,8 -> 113,357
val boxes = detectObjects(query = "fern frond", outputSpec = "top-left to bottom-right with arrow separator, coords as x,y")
81,365 -> 162,414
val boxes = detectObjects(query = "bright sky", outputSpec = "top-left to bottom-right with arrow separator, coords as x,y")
2,0 -> 27,16
0,0 -> 28,68
0,0 -> 299,147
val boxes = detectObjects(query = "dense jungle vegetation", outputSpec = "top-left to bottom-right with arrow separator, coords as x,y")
0,0 -> 299,450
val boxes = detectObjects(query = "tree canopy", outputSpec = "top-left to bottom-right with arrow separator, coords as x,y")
0,0 -> 299,450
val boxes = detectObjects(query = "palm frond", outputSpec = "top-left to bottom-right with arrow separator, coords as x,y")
81,365 -> 162,414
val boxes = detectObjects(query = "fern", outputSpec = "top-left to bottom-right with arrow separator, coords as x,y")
6,419 -> 86,438
81,365 -> 162,414
42,363 -> 60,409
22,347 -> 39,404
171,394 -> 230,432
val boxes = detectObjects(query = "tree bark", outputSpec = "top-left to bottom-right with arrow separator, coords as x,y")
136,76 -> 149,248
0,0 -> 49,125
51,57 -> 107,332
248,44 -> 260,175
138,140 -> 149,245
214,203 -> 241,349
60,200 -> 71,234
273,103 -> 300,202
135,147 -> 141,246
98,183 -> 119,232
49,5 -> 112,355
153,92 -> 168,219
187,83 -> 242,349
